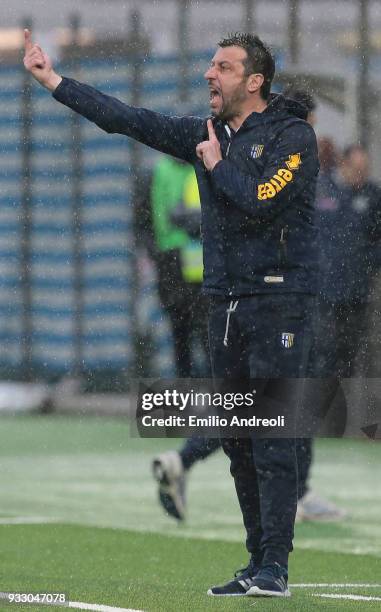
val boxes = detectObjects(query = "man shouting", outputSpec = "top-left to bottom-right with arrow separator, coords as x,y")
24,30 -> 319,598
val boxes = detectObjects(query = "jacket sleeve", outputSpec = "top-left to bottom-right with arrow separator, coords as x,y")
53,77 -> 203,163
210,122 -> 319,218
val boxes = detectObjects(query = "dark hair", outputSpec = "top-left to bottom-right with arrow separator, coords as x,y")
284,88 -> 316,112
218,33 -> 275,100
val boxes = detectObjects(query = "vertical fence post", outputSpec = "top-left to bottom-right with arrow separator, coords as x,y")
178,0 -> 190,103
288,0 -> 300,67
20,17 -> 33,381
128,9 -> 147,378
358,0 -> 370,148
68,13 -> 85,379
242,0 -> 256,33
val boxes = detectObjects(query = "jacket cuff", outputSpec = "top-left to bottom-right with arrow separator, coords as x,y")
52,76 -> 69,102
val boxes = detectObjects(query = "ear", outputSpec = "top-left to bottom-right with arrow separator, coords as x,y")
247,73 -> 264,94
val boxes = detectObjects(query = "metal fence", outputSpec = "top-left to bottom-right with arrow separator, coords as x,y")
0,17 -> 214,386
0,1 -> 380,388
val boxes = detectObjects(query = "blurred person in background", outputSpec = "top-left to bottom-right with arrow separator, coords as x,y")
315,136 -> 340,204
314,143 -> 381,378
148,156 -> 219,521
149,156 -> 209,378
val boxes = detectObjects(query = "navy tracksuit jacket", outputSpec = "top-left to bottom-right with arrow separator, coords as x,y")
53,78 -> 319,567
53,78 -> 319,297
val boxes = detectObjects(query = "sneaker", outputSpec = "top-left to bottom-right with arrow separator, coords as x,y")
246,563 -> 291,597
207,558 -> 260,596
296,491 -> 347,522
152,451 -> 186,521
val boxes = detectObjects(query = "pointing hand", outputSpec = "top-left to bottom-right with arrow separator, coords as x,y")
196,119 -> 222,171
23,29 -> 62,91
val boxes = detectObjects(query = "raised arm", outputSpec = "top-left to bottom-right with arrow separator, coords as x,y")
23,29 -> 203,162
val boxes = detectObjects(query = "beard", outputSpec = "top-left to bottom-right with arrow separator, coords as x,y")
212,80 -> 247,122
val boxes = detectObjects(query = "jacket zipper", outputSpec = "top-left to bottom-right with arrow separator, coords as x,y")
224,125 -> 233,295
279,226 -> 288,267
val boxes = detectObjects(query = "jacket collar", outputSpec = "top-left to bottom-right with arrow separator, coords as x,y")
214,93 -> 309,133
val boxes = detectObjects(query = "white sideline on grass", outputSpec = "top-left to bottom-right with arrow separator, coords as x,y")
315,594 -> 381,602
0,593 -> 143,612
290,583 -> 381,588
68,603 -> 144,612
0,517 -> 58,525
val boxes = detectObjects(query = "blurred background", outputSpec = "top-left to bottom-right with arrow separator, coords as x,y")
0,0 -> 381,428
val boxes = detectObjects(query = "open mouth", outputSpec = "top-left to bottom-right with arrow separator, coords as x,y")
209,87 -> 221,103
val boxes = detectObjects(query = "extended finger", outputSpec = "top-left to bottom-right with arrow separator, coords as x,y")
207,119 -> 217,141
24,29 -> 33,52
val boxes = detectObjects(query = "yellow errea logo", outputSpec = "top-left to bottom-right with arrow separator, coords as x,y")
257,168 -> 293,200
285,153 -> 301,171
257,153 -> 302,201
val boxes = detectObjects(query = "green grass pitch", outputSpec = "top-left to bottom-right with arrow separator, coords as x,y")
0,415 -> 380,611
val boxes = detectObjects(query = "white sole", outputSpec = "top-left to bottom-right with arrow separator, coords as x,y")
246,586 -> 291,597
207,589 -> 246,597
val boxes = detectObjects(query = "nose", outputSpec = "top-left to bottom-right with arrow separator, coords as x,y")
204,65 -> 216,80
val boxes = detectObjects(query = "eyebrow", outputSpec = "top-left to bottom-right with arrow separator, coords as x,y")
210,60 -> 232,68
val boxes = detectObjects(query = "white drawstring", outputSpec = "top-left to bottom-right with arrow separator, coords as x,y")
223,300 -> 239,347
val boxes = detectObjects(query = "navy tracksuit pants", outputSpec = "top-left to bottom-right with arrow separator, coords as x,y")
207,294 -> 314,568
180,436 -> 312,499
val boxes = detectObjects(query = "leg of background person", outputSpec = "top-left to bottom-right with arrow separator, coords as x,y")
157,266 -> 194,378
322,302 -> 365,432
152,289 -> 214,520
176,291 -> 219,471
296,300 -> 348,519
336,302 -> 367,378
295,380 -> 348,520
326,302 -> 367,437
296,376 -> 343,497
314,298 -> 340,377
152,289 -> 195,520
166,302 -> 192,377
179,436 -> 221,470
188,286 -> 211,377
295,300 -> 318,504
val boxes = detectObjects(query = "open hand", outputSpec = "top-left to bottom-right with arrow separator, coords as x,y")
23,29 -> 62,91
196,119 -> 222,171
